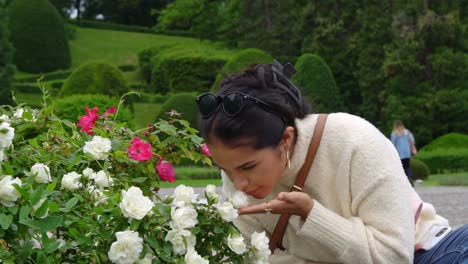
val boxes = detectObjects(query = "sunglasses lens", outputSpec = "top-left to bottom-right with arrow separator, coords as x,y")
197,94 -> 219,117
224,93 -> 245,116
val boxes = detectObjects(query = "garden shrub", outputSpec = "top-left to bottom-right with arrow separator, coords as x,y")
117,64 -> 137,72
8,0 -> 71,73
69,19 -> 154,33
155,93 -> 198,127
138,45 -> 172,83
211,48 -> 273,91
61,61 -> 128,97
174,166 -> 220,180
54,94 -> 133,126
415,148 -> 468,173
293,53 -> 345,112
420,133 -> 468,152
410,158 -> 430,180
150,52 -> 226,94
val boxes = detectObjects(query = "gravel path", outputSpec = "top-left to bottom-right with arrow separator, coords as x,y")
159,186 -> 468,229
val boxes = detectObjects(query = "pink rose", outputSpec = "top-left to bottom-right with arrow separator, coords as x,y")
127,137 -> 152,161
77,107 -> 99,135
202,143 -> 211,157
156,159 -> 175,182
102,106 -> 116,118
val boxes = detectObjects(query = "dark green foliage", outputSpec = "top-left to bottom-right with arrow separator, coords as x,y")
61,61 -> 128,97
8,0 -> 71,73
415,149 -> 468,173
420,133 -> 468,152
155,93 -> 197,127
150,53 -> 226,94
410,158 -> 430,180
138,45 -> 172,83
69,19 -> 155,33
117,64 -> 137,72
54,94 -> 133,126
211,48 -> 273,91
292,54 -> 344,113
0,0 -> 15,105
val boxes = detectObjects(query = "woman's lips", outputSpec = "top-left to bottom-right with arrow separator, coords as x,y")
245,187 -> 259,196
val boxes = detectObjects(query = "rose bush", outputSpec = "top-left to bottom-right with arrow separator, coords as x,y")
0,90 -> 270,263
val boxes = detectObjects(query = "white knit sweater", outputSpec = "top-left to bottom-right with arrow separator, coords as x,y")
222,113 -> 448,264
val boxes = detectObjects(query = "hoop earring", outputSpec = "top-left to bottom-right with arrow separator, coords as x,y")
286,150 -> 291,169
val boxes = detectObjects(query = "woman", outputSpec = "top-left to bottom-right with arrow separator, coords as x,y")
390,120 -> 417,186
196,62 -> 467,263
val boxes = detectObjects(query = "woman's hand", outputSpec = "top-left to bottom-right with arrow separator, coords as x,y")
238,192 -> 314,220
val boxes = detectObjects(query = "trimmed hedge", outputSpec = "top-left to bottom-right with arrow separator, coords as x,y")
415,148 -> 468,173
68,19 -> 154,33
293,53 -> 345,112
155,93 -> 198,127
61,61 -> 128,97
138,45 -> 172,83
8,0 -> 71,73
420,133 -> 468,152
410,158 -> 430,180
14,70 -> 72,83
211,48 -> 273,91
117,64 -> 137,72
54,94 -> 133,126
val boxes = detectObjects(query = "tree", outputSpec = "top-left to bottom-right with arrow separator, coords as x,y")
0,0 -> 14,105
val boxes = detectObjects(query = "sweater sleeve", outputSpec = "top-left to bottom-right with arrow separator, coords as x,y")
297,118 -> 415,263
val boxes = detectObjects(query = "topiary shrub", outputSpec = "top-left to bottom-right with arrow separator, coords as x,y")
8,0 -> 71,73
138,45 -> 172,83
293,53 -> 345,112
420,133 -> 468,152
154,93 -> 198,127
410,158 -> 430,180
61,61 -> 128,97
54,94 -> 133,127
414,148 -> 468,173
151,53 -> 226,94
211,48 -> 273,91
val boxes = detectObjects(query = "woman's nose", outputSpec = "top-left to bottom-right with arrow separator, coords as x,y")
232,175 -> 249,191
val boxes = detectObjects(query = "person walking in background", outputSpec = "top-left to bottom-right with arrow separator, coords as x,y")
391,120 -> 417,186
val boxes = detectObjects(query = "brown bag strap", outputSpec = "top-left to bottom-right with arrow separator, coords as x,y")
269,114 -> 329,252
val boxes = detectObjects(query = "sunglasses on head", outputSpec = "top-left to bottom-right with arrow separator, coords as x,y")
196,91 -> 281,119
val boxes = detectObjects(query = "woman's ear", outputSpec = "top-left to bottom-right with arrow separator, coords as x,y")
280,126 -> 295,150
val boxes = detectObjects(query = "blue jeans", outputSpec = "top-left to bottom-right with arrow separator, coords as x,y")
414,224 -> 468,264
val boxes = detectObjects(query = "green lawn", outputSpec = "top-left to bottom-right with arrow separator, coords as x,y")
423,172 -> 468,186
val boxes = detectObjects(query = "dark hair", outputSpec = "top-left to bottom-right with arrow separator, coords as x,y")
199,63 -> 311,149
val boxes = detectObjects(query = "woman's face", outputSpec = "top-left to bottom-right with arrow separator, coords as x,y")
208,135 -> 291,199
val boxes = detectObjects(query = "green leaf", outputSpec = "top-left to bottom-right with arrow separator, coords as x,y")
0,214 -> 13,230
37,216 -> 63,232
130,219 -> 140,230
67,154 -> 83,171
19,205 -> 32,220
34,199 -> 49,218
7,205 -> 18,215
30,185 -> 45,206
1,163 -> 14,175
46,181 -> 57,191
192,226 -> 201,235
132,177 -> 148,183
64,197 -> 80,211
214,226 -> 223,234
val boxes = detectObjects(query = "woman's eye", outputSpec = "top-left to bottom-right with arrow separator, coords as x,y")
242,164 -> 256,170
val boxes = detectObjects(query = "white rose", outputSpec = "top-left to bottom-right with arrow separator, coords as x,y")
173,185 -> 197,205
251,231 -> 271,261
216,202 -> 238,222
108,230 -> 143,264
0,176 -> 22,207
170,205 -> 198,229
165,229 -> 196,255
230,191 -> 249,208
227,233 -> 247,254
0,114 -> 10,124
87,185 -> 108,205
83,136 -> 112,160
185,247 -> 209,264
205,184 -> 219,203
32,198 -> 48,218
120,186 -> 154,220
82,167 -> 95,179
13,108 -> 23,119
94,170 -> 114,188
136,253 -> 155,264
61,171 -> 82,190
0,149 -> 5,162
31,163 -> 52,183
0,122 -> 14,149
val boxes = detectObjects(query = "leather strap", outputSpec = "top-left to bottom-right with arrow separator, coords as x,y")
269,114 -> 328,252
